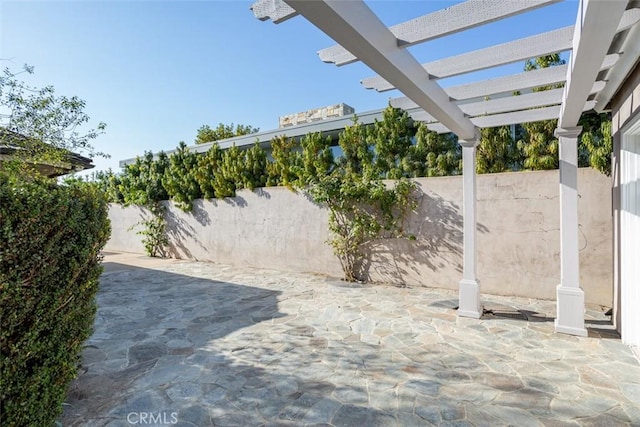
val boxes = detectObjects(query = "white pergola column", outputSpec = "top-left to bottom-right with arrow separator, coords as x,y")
458,137 -> 482,319
554,126 -> 587,336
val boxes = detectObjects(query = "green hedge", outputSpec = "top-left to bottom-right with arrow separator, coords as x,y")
0,174 -> 111,426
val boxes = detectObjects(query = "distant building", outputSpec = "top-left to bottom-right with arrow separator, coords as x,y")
279,103 -> 355,128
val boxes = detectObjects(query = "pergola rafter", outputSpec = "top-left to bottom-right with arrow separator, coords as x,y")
362,7 -> 639,92
392,82 -> 606,122
316,0 -> 562,66
416,101 -> 596,134
559,1 -> 628,128
390,54 -> 617,107
362,26 -> 574,91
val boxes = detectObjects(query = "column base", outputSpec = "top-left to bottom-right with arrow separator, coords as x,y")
555,285 -> 588,336
458,278 -> 481,319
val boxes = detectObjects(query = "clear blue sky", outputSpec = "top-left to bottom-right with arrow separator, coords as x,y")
1,1 -> 578,173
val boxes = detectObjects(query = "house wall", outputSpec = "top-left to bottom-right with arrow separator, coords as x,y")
106,168 -> 613,306
612,61 -> 640,135
611,61 -> 640,344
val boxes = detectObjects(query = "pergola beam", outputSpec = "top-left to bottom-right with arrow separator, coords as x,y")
282,0 -> 476,140
558,0 -> 628,128
318,0 -> 561,66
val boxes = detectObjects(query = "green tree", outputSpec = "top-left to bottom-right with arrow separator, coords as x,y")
300,115 -> 418,282
405,123 -> 461,177
524,54 -> 565,74
241,142 -> 269,190
162,142 -> 202,211
266,135 -> 302,187
296,131 -> 335,185
0,64 -> 106,177
519,55 -> 612,174
336,117 -> 374,178
370,105 -> 414,179
90,169 -> 124,203
519,54 -> 565,170
116,152 -> 170,257
213,145 -> 243,198
477,126 -> 521,173
306,169 -> 416,282
195,122 -> 258,144
519,119 -> 559,170
194,143 -> 224,199
118,151 -> 170,205
580,113 -> 613,175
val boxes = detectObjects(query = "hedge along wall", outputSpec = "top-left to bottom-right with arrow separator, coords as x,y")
106,168 -> 613,306
0,176 -> 111,426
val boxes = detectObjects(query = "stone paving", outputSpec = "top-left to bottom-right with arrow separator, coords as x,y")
60,253 -> 640,427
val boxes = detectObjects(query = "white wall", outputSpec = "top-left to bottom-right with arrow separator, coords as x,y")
620,124 -> 640,346
611,61 -> 640,344
106,168 -> 613,306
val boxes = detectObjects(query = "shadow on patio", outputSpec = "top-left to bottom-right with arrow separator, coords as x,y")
60,254 -> 640,426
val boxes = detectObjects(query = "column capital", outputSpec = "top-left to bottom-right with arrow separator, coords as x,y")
555,126 -> 583,139
458,129 -> 481,147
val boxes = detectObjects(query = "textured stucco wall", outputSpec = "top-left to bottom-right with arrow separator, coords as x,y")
106,168 -> 612,305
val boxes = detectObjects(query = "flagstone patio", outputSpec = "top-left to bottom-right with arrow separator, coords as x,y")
60,252 -> 640,427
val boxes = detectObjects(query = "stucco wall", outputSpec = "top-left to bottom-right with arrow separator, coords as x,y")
106,168 -> 612,305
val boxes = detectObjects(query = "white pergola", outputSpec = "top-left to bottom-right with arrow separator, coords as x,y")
251,0 -> 640,336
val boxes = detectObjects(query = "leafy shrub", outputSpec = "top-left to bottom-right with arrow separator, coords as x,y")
134,202 -> 169,258
241,143 -> 269,190
477,126 -> 521,174
335,118 -> 373,177
194,143 -> 224,199
299,114 -> 418,282
370,106 -> 414,179
308,173 -> 416,282
213,145 -> 243,198
118,151 -> 170,205
519,119 -> 559,170
295,132 -> 335,185
112,151 -> 171,257
406,123 -> 461,177
90,169 -> 125,204
580,114 -> 613,176
162,142 -> 202,211
266,135 -> 302,188
0,174 -> 111,426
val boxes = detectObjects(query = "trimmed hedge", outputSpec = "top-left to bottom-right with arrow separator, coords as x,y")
0,174 -> 111,426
